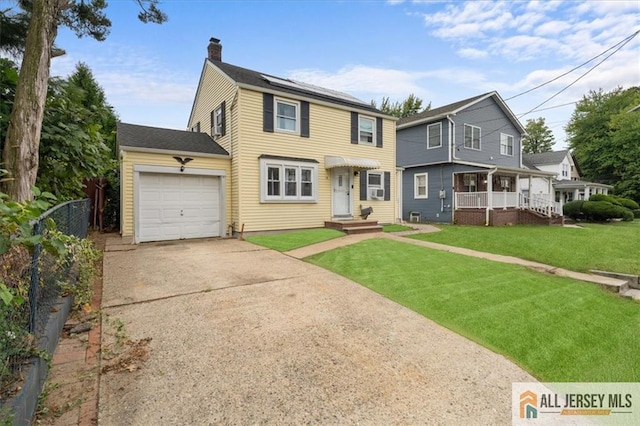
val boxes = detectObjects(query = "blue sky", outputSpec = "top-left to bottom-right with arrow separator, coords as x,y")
46,0 -> 640,149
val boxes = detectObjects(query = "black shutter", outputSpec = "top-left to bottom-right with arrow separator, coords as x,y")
360,170 -> 368,200
384,171 -> 391,201
376,117 -> 383,148
351,112 -> 358,144
301,101 -> 309,138
263,93 -> 274,132
210,110 -> 215,134
220,101 -> 226,136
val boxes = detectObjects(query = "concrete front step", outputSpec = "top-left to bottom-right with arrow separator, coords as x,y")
621,288 -> 640,301
342,225 -> 383,235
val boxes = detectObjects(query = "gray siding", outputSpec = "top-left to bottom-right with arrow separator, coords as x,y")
452,97 -> 521,168
397,118 -> 449,167
402,164 -> 487,223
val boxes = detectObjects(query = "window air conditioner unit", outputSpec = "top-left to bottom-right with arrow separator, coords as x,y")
370,188 -> 385,199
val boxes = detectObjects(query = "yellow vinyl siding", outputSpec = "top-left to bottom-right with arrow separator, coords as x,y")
234,88 -> 396,232
189,62 -> 236,153
120,150 -> 231,237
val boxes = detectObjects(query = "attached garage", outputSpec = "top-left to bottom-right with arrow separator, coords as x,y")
118,123 -> 231,243
137,172 -> 222,242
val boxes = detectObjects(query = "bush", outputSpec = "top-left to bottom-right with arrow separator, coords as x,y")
613,196 -> 639,211
634,209 -> 640,219
563,200 -> 584,220
588,194 -> 621,205
581,201 -> 632,222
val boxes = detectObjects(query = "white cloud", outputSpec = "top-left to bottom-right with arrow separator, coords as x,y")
533,20 -> 572,36
457,48 -> 488,59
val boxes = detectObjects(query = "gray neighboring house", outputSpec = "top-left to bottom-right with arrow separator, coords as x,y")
396,91 -> 560,226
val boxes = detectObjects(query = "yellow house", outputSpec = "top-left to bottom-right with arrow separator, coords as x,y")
119,38 -> 398,243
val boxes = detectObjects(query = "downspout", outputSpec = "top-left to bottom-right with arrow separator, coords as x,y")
228,87 -> 239,236
486,167 -> 496,226
447,115 -> 458,160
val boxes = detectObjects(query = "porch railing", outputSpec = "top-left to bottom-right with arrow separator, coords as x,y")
454,191 -> 561,217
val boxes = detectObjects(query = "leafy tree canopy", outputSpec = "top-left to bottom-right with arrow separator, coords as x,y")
522,117 -> 554,154
567,86 -> 640,202
371,93 -> 430,118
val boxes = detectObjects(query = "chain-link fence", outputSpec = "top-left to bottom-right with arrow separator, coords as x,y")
1,199 -> 90,401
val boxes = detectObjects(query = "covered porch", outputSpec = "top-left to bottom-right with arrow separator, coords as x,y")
453,166 -> 561,226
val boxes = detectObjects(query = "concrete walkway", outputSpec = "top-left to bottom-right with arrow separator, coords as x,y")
285,224 -> 630,294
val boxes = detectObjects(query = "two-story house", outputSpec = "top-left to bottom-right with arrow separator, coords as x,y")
396,92 -> 560,226
117,38 -> 397,243
521,150 -> 612,210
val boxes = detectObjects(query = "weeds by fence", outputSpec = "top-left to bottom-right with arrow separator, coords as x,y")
0,198 -> 90,402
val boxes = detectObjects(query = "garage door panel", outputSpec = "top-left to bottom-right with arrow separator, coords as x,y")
138,172 -> 221,242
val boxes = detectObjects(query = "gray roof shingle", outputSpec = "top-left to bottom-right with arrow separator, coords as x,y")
117,122 -> 229,156
396,93 -> 489,126
210,60 -> 383,114
522,150 -> 569,167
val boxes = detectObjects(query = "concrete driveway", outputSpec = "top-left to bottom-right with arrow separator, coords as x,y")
100,238 -> 536,425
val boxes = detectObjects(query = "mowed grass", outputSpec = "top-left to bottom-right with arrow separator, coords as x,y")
410,221 -> 640,275
245,228 -> 344,252
306,239 -> 640,382
382,224 -> 414,232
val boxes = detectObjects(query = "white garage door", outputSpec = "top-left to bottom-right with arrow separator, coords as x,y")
138,173 -> 221,242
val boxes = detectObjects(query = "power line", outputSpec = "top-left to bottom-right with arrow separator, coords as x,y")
506,30 -> 640,101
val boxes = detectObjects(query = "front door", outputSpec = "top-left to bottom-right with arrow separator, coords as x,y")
332,167 -> 351,217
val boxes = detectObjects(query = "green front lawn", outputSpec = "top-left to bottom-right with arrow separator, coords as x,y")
307,238 -> 640,382
410,222 -> 640,275
245,228 -> 344,252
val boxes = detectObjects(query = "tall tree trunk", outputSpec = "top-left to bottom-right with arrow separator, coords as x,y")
2,0 -> 63,202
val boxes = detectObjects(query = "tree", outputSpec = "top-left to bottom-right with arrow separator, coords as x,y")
371,93 -> 430,118
1,0 -> 166,202
567,86 -> 640,202
522,117 -> 554,154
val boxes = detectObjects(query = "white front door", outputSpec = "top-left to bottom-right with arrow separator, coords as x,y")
332,168 -> 351,217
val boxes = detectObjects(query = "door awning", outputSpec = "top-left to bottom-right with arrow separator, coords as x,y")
324,156 -> 381,170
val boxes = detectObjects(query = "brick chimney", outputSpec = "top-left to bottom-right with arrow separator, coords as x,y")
208,37 -> 222,61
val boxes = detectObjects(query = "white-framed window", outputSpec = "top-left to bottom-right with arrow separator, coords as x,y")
500,133 -> 514,156
260,158 -> 317,202
562,163 -> 569,177
191,122 -> 200,132
414,173 -> 428,199
464,124 -> 481,150
213,105 -> 223,136
500,177 -> 511,189
367,171 -> 384,200
427,123 -> 442,149
275,98 -> 299,133
359,116 -> 376,145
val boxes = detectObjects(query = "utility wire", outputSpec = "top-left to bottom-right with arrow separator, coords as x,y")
506,29 -> 640,101
518,30 -> 639,118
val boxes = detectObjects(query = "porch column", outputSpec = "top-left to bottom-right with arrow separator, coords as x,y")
516,174 -> 521,208
574,188 -> 580,200
527,174 -> 532,208
486,170 -> 494,225
585,186 -> 591,200
547,177 -> 553,216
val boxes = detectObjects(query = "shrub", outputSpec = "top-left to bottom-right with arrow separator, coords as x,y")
634,209 -> 640,219
613,196 -> 640,211
563,200 -> 584,220
581,201 -> 631,222
589,194 -> 622,206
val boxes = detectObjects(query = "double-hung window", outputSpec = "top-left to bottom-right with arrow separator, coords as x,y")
276,99 -> 298,133
359,116 -> 375,145
261,157 -> 317,202
367,172 -> 384,199
212,105 -> 224,136
464,124 -> 481,150
427,123 -> 441,149
500,133 -> 514,156
414,173 -> 428,199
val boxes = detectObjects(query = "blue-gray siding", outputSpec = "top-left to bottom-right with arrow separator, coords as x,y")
402,164 -> 487,223
397,118 -> 449,167
451,97 -> 521,167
